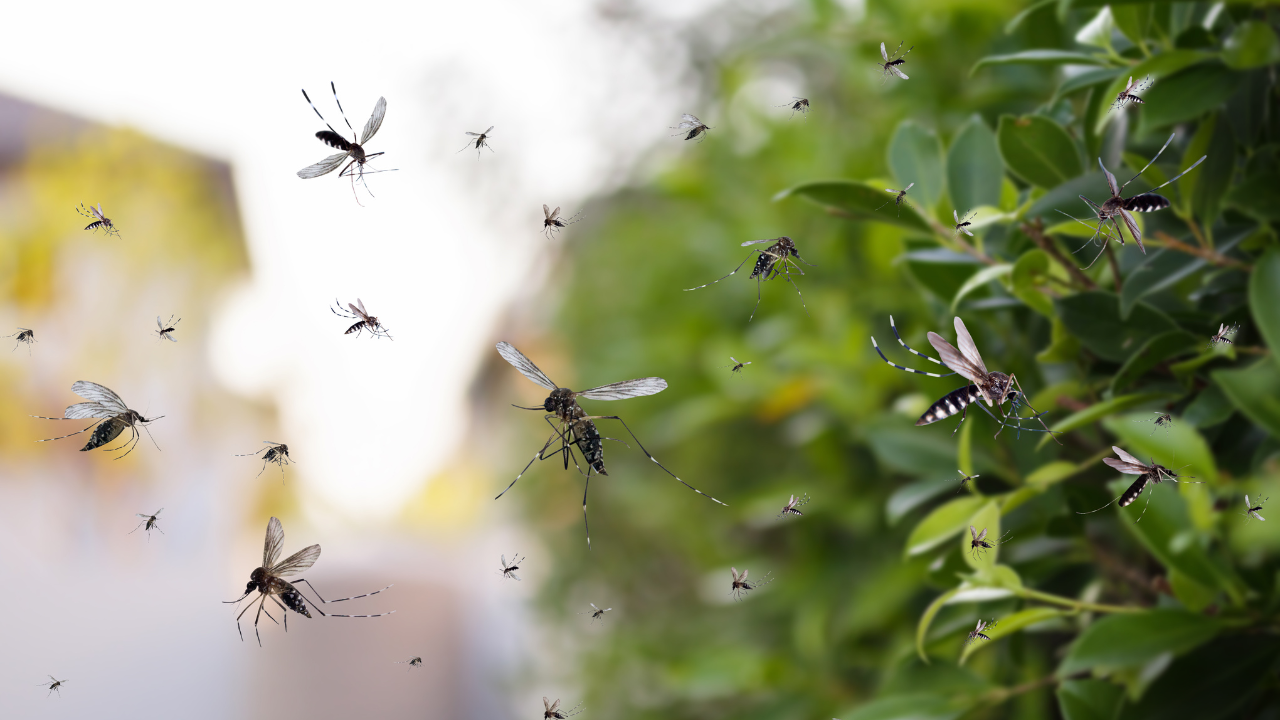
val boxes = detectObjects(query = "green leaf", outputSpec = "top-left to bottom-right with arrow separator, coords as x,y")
1038,392 -> 1170,450
1054,67 -> 1127,101
971,50 -> 1107,74
905,496 -> 987,556
1035,317 -> 1083,364
962,501 -> 1002,572
1058,679 -> 1124,720
1025,171 -> 1107,221
1214,361 -> 1280,438
946,115 -> 1003,214
1118,226 -> 1249,318
1110,4 -> 1153,51
1223,20 -> 1280,70
904,250 -> 984,303
1184,112 -> 1235,224
1092,51 -> 1217,136
960,607 -> 1067,665
1110,331 -> 1198,393
887,477 -> 957,526
1116,636 -> 1280,720
1182,384 -> 1234,429
888,121 -> 945,208
841,694 -> 967,720
1249,248 -> 1280,355
916,587 -> 961,661
1010,249 -> 1055,318
951,263 -> 1012,313
997,115 -> 1082,189
1056,293 -> 1178,363
1225,170 -> 1280,221
1059,610 -> 1222,676
1139,63 -> 1242,133
776,180 -> 932,232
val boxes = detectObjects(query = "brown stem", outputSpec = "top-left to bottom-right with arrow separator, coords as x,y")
1154,232 -> 1251,271
1022,219 -> 1097,290
980,673 -> 1064,705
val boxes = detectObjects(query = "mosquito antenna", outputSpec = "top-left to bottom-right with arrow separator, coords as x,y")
330,81 -> 356,138
301,89 -> 339,136
1118,134 -> 1177,192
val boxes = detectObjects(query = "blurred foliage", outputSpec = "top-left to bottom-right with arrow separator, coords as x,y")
506,1 -> 1280,718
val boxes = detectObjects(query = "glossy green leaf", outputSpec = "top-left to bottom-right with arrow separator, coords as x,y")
777,181 -> 932,232
888,121 -> 944,208
841,694 -> 967,720
916,587 -> 961,661
971,50 -> 1107,74
1059,610 -> 1222,676
1185,112 -> 1235,224
1025,171 -> 1107,221
1182,384 -> 1233,429
886,477 -> 957,526
997,115 -> 1082,189
904,250 -> 984,303
1038,392 -> 1170,450
1093,51 -> 1217,135
950,263 -> 1012,313
957,415 -> 974,478
1118,225 -> 1250,318
1056,293 -> 1178,363
1110,4 -> 1153,50
905,496 -> 986,556
1223,20 -> 1280,70
960,607 -> 1066,664
962,501 -> 1002,572
1225,170 -> 1280,221
1214,361 -> 1280,439
1035,317 -> 1083,364
1116,636 -> 1280,720
1249,248 -> 1280,354
946,115 -> 1003,214
1010,249 -> 1054,318
1139,63 -> 1242,133
1110,331 -> 1198,393
1058,679 -> 1124,720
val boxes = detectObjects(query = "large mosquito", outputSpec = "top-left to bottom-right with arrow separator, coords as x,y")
877,184 -> 914,216
6,327 -> 35,354
968,525 -> 1011,561
155,315 -> 180,342
684,236 -> 813,321
129,508 -> 164,540
1111,75 -> 1152,111
495,342 -> 725,548
778,493 -> 809,517
877,41 -> 913,83
77,202 -> 118,236
722,356 -> 752,374
1077,446 -> 1204,522
870,316 -> 1060,441
40,676 -> 67,698
953,209 -> 976,237
500,553 -> 524,581
397,656 -> 423,671
224,516 -> 393,646
966,618 -> 996,644
237,441 -> 293,479
779,97 -> 810,118
542,204 -> 583,239
331,298 -> 392,339
297,82 -> 393,205
1242,495 -> 1267,524
1210,322 -> 1239,347
672,114 -> 711,141
32,381 -> 162,459
459,126 -> 494,158
581,603 -> 612,622
543,697 -> 583,719
730,566 -> 773,600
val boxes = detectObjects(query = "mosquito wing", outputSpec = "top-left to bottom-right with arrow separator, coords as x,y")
740,238 -> 776,246
889,66 -> 909,80
1124,76 -> 1135,93
970,525 -> 978,541
71,381 -> 130,415
577,377 -> 668,400
94,203 -> 107,221
356,298 -> 368,316
903,183 -> 915,192
881,42 -> 889,62
954,209 -> 961,224
359,96 -> 387,145
298,152 -> 350,179
951,317 -> 989,377
681,114 -> 701,125
590,603 -> 599,611
731,566 -> 740,582
484,126 -> 494,135
272,543 -> 321,577
1111,446 -> 1144,466
1098,158 -> 1120,197
263,516 -> 285,568
977,527 -> 988,542
927,332 -> 985,384
1119,209 -> 1143,251
157,316 -> 164,331
495,342 -> 558,390
1104,447 -> 1149,474
549,206 -> 561,222
1245,495 -> 1251,509
63,401 -> 118,419
550,699 -> 561,712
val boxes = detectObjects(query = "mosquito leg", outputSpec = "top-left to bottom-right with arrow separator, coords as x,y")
582,472 -> 591,550
31,419 -> 101,442
497,427 -> 563,499
1008,376 -> 1061,444
782,269 -> 809,317
1134,486 -> 1156,522
587,415 -> 727,506
271,596 -> 291,631
889,316 -> 955,371
748,274 -> 764,322
950,406 -> 970,437
683,251 -> 756,292
294,578 -> 394,604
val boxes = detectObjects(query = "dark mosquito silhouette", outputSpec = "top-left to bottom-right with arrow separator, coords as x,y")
730,566 -> 773,600
129,508 -> 164,540
297,82 -> 394,205
957,470 -> 979,494
77,202 -> 118,236
778,493 -> 809,517
1242,495 -> 1267,524
224,516 -> 393,646
331,298 -> 392,339
877,183 -> 914,216
966,618 -> 996,644
33,381 -> 163,459
684,236 -> 813,321
1111,75 -> 1152,111
968,525 -> 1011,561
1063,133 -> 1207,268
543,697 -> 583,719
1077,446 -> 1203,522
500,553 -> 524,581
6,327 -> 35,354
580,603 -> 612,622
722,356 -> 752,373
459,126 -> 494,157
1138,412 -> 1174,437
1209,322 -> 1240,347
237,441 -> 293,479
40,676 -> 66,698
495,342 -> 725,548
870,316 -> 1060,441
672,114 -> 711,141
542,204 -> 583,239
397,656 -> 423,671
953,209 -> 976,237
155,315 -> 180,342
877,41 -> 913,83
779,97 -> 810,118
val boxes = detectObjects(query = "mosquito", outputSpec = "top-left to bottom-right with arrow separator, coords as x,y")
224,516 -> 393,646
155,315 -> 180,342
779,97 -> 810,118
672,113 -> 711,141
237,441 -> 293,479
542,204 -> 583,239
500,553 -> 524,581
6,327 -> 35,354
730,566 -> 773,600
331,298 -> 392,339
778,493 -> 809,517
297,82 -> 394,205
1077,446 -> 1204,522
1242,495 -> 1267,524
581,603 -> 612,622
953,209 -> 976,237
1111,75 -> 1153,111
495,342 -> 725,548
77,202 -> 118,236
957,470 -> 979,494
129,508 -> 164,540
1067,133 -> 1207,268
543,697 -> 583,719
459,126 -> 494,157
966,618 -> 997,644
877,184 -> 914,216
968,525 -> 1011,561
397,656 -> 423,670
877,41 -> 913,84
40,676 -> 67,698
32,381 -> 162,459
684,236 -> 813,321
870,316 -> 1060,441
1137,412 -> 1174,436
722,356 -> 752,373
1209,322 -> 1239,346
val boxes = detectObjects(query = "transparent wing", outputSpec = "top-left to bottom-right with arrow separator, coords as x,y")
550,699 -> 561,712
549,207 -> 561,221
495,342 -> 558,390
157,316 -> 164,330
977,527 -> 988,542
903,182 -> 915,191
71,381 -> 129,414
94,203 -> 106,220
1098,158 -> 1120,197
485,126 -> 494,135
543,203 -> 552,219
927,333 -> 985,384
954,209 -> 960,223
360,96 -> 387,144
63,401 -> 117,419
1104,452 -> 1148,475
356,298 -> 368,315
544,698 -> 551,712
165,332 -> 177,342
681,114 -> 701,124
952,317 -> 988,376
731,567 -> 739,581
1119,209 -> 1143,249
889,66 -> 909,80
577,377 -> 668,400
272,543 -> 321,577
885,188 -> 898,193
1245,495 -> 1251,508
298,152 -> 349,179
1111,446 -> 1143,465
740,568 -> 748,581
970,525 -> 978,541
264,516 -> 285,568
465,132 -> 480,137
1124,76 -> 1135,92
590,603 -> 599,611
881,42 -> 889,61
741,238 -> 776,247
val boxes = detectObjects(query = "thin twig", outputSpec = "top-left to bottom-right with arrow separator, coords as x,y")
1022,219 -> 1097,290
1154,232 -> 1251,271
980,673 -> 1065,705
1016,586 -> 1145,614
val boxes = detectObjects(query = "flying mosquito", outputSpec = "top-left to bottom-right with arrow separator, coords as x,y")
331,298 -> 392,339
1138,412 -> 1174,436
495,342 -> 725,548
779,97 -> 810,118
1111,75 -> 1153,111
870,316 -> 1060,441
500,553 -> 524,581
237,441 -> 293,479
876,41 -> 913,83
778,493 -> 809,517
1077,446 -> 1203,522
672,114 -> 711,141
684,236 -> 813,321
6,327 -> 35,354
297,82 -> 393,205
1242,495 -> 1267,523
1062,133 -> 1207,268
129,508 -> 164,540
581,603 -> 612,622
953,209 -> 976,237
543,697 -> 583,719
966,618 -> 997,644
1210,322 -> 1240,346
957,470 -> 979,494
397,656 -> 423,670
155,315 -> 180,342
32,381 -> 162,459
730,567 -> 773,600
968,525 -> 1011,561
224,516 -> 393,646
77,202 -> 118,236
722,356 -> 752,373
877,183 -> 914,216
459,126 -> 494,157
40,676 -> 67,698
542,204 -> 583,239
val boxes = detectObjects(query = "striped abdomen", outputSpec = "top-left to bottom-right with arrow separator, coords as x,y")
916,385 -> 984,426
82,416 -> 127,451
573,419 -> 607,475
1123,193 -> 1170,213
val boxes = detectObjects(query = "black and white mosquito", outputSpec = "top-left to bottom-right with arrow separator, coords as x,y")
965,618 -> 996,644
729,566 -> 773,600
876,41 -> 913,83
6,327 -> 35,354
331,298 -> 392,339
722,356 -> 752,373
297,82 -> 393,205
672,114 -> 711,141
1061,133 -> 1207,268
968,525 -> 1011,561
542,204 -> 583,239
1077,446 -> 1203,522
500,553 -> 524,581
1138,412 -> 1174,436
953,209 -> 976,237
543,697 -> 583,719
1242,495 -> 1267,523
495,342 -> 725,548
33,381 -> 162,459
40,676 -> 67,698
580,603 -> 612,622
77,202 -> 118,236
870,316 -> 1060,441
1210,322 -> 1240,346
459,126 -> 494,157
778,493 -> 809,517
779,97 -> 810,118
224,516 -> 393,646
155,315 -> 180,342
129,508 -> 164,540
957,470 -> 979,494
237,441 -> 293,479
684,236 -> 813,321
1111,75 -> 1153,111
877,184 -> 914,216
397,656 -> 423,670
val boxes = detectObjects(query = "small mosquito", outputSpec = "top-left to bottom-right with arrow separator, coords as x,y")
155,315 -> 180,342
722,356 -> 752,373
957,470 -> 979,494
778,493 -> 809,517
297,82 -> 394,205
1077,446 -> 1204,522
953,209 -> 976,237
543,697 -> 583,719
1242,495 -> 1267,523
331,298 -> 392,339
1209,322 -> 1240,346
6,327 -> 35,354
581,603 -> 612,622
224,516 -> 393,646
33,381 -> 162,459
876,41 -> 913,84
966,618 -> 997,644
397,656 -> 423,671
129,508 -> 164,540
77,202 -> 118,236
1138,412 -> 1174,436
237,441 -> 293,479
730,566 -> 773,600
779,97 -> 810,118
459,126 -> 494,157
968,525 -> 1011,560
40,676 -> 67,698
500,553 -> 524,581
1111,75 -> 1153,111
542,204 -> 583,239
672,113 -> 711,141
684,236 -> 813,321
877,183 -> 914,216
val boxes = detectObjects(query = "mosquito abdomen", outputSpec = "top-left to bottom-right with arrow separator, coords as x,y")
916,385 -> 982,426
82,417 -> 127,451
1123,193 -> 1171,212
316,130 -> 353,152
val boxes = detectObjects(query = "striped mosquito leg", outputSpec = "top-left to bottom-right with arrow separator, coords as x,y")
588,415 -> 727,506
916,386 -> 982,426
30,418 -> 102,442
871,338 -> 953,377
496,422 -> 566,499
889,316 -> 954,373
294,578 -> 393,604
